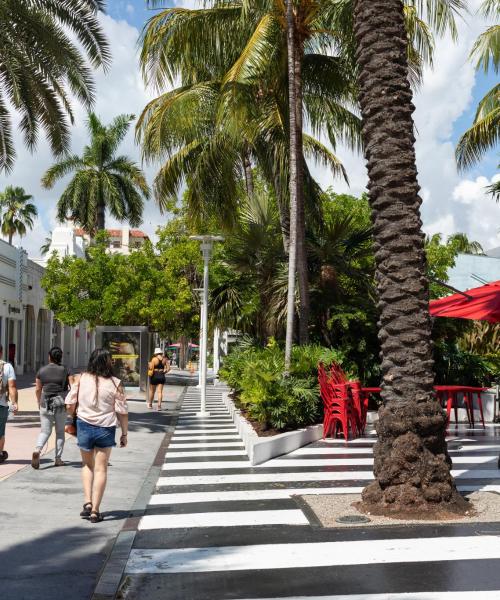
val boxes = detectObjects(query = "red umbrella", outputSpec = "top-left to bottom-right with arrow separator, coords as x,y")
429,280 -> 500,323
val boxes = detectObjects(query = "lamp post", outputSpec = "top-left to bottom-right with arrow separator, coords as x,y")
190,235 -> 224,417
193,288 -> 204,387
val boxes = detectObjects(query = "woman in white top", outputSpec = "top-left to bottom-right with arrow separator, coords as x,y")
67,348 -> 128,523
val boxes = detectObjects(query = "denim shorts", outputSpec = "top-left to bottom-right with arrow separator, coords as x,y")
76,418 -> 116,451
0,405 -> 8,438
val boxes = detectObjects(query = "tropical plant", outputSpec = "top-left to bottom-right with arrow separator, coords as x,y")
0,0 -> 110,172
0,185 -> 37,244
219,341 -> 355,430
42,113 -> 150,234
456,0 -> 499,171
40,232 -> 53,256
353,0 -> 464,514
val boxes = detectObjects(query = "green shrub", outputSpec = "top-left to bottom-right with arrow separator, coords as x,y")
219,342 -> 355,431
433,341 -> 495,387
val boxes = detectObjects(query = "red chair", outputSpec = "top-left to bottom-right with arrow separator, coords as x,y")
348,380 -> 369,435
319,363 -> 358,441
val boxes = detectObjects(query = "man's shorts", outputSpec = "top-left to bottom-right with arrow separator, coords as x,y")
0,405 -> 9,438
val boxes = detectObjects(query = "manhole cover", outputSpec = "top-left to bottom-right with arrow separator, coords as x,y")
335,514 -> 371,524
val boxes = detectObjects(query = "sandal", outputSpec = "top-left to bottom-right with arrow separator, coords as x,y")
157,404 -> 162,411
0,451 -> 8,463
90,510 -> 104,523
80,502 -> 93,518
31,451 -> 40,469
147,403 -> 153,409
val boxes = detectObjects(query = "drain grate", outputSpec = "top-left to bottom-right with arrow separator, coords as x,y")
335,514 -> 371,524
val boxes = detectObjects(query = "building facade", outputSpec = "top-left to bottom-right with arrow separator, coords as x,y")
0,238 -> 91,375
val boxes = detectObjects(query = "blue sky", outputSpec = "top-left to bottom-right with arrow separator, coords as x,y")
107,0 -> 498,177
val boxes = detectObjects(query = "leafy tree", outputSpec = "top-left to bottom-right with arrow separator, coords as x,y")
0,185 -> 37,244
352,0 -> 464,514
0,0 -> 110,172
42,113 -> 150,234
456,0 -> 499,172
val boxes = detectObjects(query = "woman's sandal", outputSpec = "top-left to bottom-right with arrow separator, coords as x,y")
147,403 -> 153,409
80,502 -> 92,518
90,510 -> 104,523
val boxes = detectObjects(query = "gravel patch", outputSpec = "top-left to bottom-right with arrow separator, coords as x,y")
300,491 -> 500,527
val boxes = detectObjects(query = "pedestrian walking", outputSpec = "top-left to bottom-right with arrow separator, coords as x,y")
0,344 -> 18,463
66,348 -> 128,523
147,347 -> 169,410
32,346 -> 70,469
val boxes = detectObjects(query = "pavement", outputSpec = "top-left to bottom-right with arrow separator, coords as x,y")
0,382 -> 185,600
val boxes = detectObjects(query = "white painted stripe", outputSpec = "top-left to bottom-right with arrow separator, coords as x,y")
321,438 -> 376,445
260,456 -> 499,467
158,472 -> 375,486
169,442 -> 245,448
227,593 -> 500,600
173,429 -> 238,434
457,484 -> 500,493
292,444 -> 500,455
126,535 -> 500,574
148,488 -> 364,505
138,509 -> 309,530
158,469 -> 500,486
166,450 -> 248,458
171,435 -> 241,441
163,460 -> 251,470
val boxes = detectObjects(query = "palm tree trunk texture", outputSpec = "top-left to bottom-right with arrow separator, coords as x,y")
96,199 -> 106,231
273,172 -> 290,253
284,0 -> 299,374
243,149 -> 254,198
293,29 -> 310,345
353,0 -> 464,513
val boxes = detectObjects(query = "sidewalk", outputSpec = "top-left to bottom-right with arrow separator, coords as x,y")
0,385 -> 184,600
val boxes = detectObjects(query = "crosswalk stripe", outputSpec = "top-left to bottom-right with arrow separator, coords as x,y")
126,535 -> 500,573
166,450 -> 249,458
158,468 -> 500,486
138,509 -> 309,530
169,442 -> 245,448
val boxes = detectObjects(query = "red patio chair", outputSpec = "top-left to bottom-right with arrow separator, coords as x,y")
319,363 -> 358,441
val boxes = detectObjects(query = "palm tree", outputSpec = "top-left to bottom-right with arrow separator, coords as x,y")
0,186 -> 38,244
456,0 -> 499,171
352,0 -> 465,514
42,113 -> 150,234
40,232 -> 53,256
0,0 -> 110,172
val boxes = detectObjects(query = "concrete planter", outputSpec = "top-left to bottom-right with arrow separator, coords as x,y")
221,390 -> 323,465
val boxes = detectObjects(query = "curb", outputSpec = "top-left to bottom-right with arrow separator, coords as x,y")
221,389 -> 324,465
90,387 -> 186,600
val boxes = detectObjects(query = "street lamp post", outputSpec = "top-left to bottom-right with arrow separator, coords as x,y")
193,288 -> 204,387
190,235 -> 224,418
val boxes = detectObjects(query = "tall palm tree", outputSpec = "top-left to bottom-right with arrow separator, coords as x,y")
353,0 -> 464,514
0,186 -> 37,244
0,0 -> 110,172
42,113 -> 150,234
456,0 -> 499,171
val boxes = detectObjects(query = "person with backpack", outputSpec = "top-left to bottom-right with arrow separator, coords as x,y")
66,348 -> 128,523
148,347 -> 170,410
0,344 -> 18,463
31,346 -> 70,469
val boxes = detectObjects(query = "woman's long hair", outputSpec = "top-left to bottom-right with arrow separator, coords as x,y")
86,348 -> 114,407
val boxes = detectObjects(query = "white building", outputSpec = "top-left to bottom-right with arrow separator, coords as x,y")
74,225 -> 149,255
0,238 -> 91,374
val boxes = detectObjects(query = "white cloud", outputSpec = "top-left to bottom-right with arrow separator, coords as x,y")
1,2 -> 499,260
0,13 -> 167,258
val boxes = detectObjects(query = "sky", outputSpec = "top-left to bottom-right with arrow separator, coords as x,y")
1,0 -> 499,258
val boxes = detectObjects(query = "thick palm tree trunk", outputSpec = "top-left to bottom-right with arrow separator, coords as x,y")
353,0 -> 465,514
284,0 -> 299,374
293,32 -> 310,345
